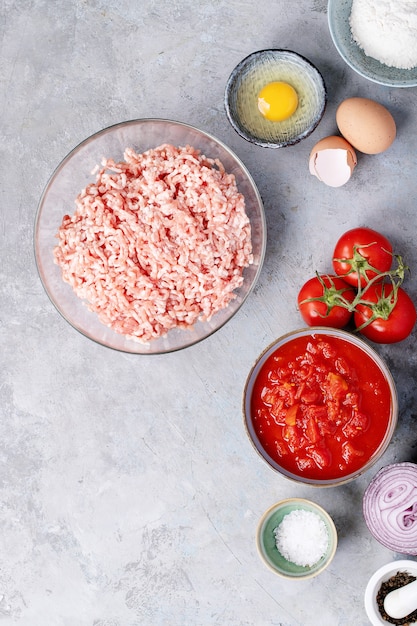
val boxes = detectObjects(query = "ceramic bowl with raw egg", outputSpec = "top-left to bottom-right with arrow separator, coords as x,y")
243,327 -> 398,487
328,0 -> 417,88
224,49 -> 327,148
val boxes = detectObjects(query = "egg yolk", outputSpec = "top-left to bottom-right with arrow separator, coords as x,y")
257,81 -> 299,122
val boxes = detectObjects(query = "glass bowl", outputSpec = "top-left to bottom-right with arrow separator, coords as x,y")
243,327 -> 398,486
34,119 -> 266,354
328,0 -> 417,88
224,49 -> 326,148
256,498 -> 338,579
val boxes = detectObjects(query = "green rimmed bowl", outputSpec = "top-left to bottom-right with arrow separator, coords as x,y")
256,498 -> 338,579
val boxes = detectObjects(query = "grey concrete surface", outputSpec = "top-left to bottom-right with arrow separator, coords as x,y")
1,1 -> 417,624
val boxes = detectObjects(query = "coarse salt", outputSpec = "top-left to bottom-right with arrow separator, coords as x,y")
349,0 -> 417,70
274,509 -> 329,567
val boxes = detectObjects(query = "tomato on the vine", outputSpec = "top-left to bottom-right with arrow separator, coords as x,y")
354,284 -> 416,343
298,274 -> 356,328
333,227 -> 393,288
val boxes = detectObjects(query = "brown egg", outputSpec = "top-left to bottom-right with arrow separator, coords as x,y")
336,97 -> 396,155
309,135 -> 357,187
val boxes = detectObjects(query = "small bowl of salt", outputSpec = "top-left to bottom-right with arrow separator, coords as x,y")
328,0 -> 417,88
256,498 -> 337,579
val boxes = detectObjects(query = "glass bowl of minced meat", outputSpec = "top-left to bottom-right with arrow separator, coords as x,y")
328,0 -> 417,87
35,119 -> 266,354
256,498 -> 338,579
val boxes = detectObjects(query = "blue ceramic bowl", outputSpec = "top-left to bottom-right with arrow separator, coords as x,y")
328,0 -> 417,87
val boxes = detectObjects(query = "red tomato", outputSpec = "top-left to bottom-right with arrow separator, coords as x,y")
354,284 -> 416,343
297,274 -> 355,328
333,227 -> 393,287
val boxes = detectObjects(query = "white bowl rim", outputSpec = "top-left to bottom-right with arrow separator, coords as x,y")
364,559 -> 417,625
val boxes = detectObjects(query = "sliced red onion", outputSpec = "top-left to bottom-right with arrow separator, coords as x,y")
363,462 -> 417,555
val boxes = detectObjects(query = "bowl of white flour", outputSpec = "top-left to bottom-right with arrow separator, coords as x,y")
328,0 -> 417,87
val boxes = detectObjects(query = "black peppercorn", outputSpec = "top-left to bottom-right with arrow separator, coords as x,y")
376,571 -> 417,625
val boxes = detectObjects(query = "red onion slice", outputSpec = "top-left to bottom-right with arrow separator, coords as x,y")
363,462 -> 417,555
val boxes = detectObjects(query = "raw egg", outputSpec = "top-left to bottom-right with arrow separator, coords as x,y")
309,136 -> 357,187
224,49 -> 327,148
257,81 -> 298,121
336,97 -> 396,155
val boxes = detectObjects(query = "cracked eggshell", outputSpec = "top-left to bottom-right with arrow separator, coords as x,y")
336,97 -> 396,155
309,136 -> 357,188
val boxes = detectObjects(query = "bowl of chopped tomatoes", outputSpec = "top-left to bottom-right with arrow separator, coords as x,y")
243,327 -> 398,486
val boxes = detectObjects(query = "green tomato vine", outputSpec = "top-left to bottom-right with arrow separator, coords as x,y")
301,246 -> 410,331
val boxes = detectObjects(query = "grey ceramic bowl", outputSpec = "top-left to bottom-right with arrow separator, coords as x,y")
256,498 -> 338,579
328,0 -> 417,87
35,119 -> 266,354
225,49 -> 326,148
243,327 -> 398,486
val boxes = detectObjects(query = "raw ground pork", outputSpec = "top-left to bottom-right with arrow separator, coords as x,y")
54,143 -> 253,342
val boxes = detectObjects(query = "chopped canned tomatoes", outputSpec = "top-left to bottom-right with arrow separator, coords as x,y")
251,334 -> 392,481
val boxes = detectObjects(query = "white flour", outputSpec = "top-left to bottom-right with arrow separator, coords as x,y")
349,0 -> 417,69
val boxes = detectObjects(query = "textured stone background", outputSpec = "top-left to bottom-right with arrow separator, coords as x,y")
1,1 -> 416,624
